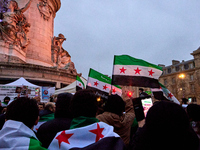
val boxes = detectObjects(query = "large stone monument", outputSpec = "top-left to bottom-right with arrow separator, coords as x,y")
0,0 -> 79,88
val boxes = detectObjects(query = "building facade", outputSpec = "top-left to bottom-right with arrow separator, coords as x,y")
159,47 -> 200,104
0,0 -> 80,88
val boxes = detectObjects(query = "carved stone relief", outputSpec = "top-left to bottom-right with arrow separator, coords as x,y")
37,0 -> 52,21
0,0 -> 31,50
51,34 -> 77,75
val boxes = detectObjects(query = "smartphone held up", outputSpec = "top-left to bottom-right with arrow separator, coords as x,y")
132,96 -> 153,121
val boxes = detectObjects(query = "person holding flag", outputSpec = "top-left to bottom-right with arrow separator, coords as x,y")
96,89 -> 135,147
48,89 -> 126,150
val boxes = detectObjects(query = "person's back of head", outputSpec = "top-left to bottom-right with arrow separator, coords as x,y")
70,89 -> 98,118
139,88 -> 144,92
6,97 -> 39,129
182,98 -> 188,104
55,92 -> 73,118
4,96 -> 10,104
38,102 -> 45,111
45,102 -> 55,113
104,94 -> 125,116
143,100 -> 199,150
187,104 -> 200,122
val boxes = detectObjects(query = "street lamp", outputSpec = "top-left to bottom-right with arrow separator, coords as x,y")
179,73 -> 185,98
179,74 -> 185,79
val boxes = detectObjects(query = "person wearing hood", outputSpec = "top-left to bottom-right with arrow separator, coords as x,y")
37,93 -> 73,148
96,93 -> 135,146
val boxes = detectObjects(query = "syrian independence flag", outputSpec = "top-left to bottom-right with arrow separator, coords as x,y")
152,83 -> 180,104
112,84 -> 122,96
112,55 -> 163,88
0,120 -> 47,150
1,102 -> 8,107
48,117 -> 125,150
33,113 -> 54,132
76,76 -> 85,91
86,68 -> 122,99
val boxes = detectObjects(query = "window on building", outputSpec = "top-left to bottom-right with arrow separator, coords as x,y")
172,87 -> 176,94
190,63 -> 194,69
167,68 -> 171,73
172,77 -> 176,84
190,74 -> 194,81
164,79 -> 167,85
175,66 -> 179,72
180,65 -> 184,71
184,64 -> 189,70
191,84 -> 195,93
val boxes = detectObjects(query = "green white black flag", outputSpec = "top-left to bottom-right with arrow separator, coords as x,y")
76,76 -> 85,91
86,68 -> 122,99
112,55 -> 163,88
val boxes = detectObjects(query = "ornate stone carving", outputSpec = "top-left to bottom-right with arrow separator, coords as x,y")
51,34 -> 77,74
0,0 -> 31,50
37,0 -> 52,21
63,61 -> 77,75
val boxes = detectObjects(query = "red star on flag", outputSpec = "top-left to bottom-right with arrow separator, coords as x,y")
103,85 -> 108,90
89,123 -> 104,142
56,131 -> 74,148
167,93 -> 173,99
148,69 -> 155,76
134,67 -> 141,74
94,81 -> 99,86
120,67 -> 126,74
112,88 -> 116,94
79,83 -> 82,86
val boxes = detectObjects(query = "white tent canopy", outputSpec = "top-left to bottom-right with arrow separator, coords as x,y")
54,77 -> 87,95
5,77 -> 39,87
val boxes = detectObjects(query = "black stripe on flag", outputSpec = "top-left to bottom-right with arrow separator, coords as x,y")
112,75 -> 160,88
76,86 -> 83,92
70,137 -> 125,150
86,86 -> 109,99
153,91 -> 169,101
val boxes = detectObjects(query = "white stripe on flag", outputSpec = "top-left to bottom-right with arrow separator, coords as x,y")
48,122 -> 119,150
113,65 -> 162,79
77,81 -> 84,89
111,85 -> 122,96
87,77 -> 111,93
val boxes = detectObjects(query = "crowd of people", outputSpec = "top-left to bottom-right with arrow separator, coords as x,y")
0,89 -> 200,150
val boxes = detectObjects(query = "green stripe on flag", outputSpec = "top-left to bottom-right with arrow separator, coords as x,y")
159,82 -> 166,89
70,116 -> 99,129
113,84 -> 121,89
114,55 -> 163,71
39,113 -> 54,122
29,137 -> 47,150
77,76 -> 85,87
88,68 -> 111,84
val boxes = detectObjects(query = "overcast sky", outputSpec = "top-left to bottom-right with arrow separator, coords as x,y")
54,0 -> 200,78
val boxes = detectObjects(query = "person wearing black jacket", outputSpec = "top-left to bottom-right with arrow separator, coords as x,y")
37,93 -> 73,148
139,88 -> 149,98
129,101 -> 199,150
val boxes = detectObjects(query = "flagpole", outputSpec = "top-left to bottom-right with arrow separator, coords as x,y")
111,55 -> 117,95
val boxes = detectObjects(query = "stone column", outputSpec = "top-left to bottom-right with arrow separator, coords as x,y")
16,0 -> 61,67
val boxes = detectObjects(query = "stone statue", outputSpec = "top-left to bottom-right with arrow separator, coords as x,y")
37,0 -> 52,21
0,0 -> 31,49
51,33 -> 77,74
64,61 -> 77,75
51,34 -> 67,67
